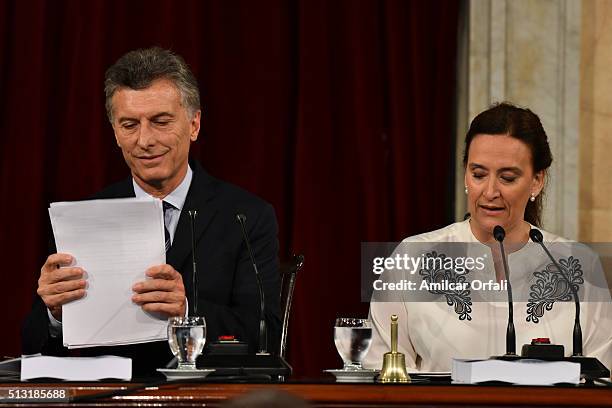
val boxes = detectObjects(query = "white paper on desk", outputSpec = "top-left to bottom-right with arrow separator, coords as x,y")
49,198 -> 168,348
21,355 -> 132,381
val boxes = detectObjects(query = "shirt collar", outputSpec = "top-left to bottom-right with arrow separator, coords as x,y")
132,165 -> 193,210
460,219 -> 480,242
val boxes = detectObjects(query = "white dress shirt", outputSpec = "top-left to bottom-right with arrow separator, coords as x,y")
132,165 -> 193,245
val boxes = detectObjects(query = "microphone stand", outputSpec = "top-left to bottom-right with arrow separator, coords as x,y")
493,225 -> 516,356
529,229 -> 582,356
188,210 -> 198,316
236,214 -> 268,355
492,228 -> 610,380
196,213 -> 291,381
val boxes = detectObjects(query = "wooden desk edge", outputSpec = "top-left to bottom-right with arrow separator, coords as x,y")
2,382 -> 611,406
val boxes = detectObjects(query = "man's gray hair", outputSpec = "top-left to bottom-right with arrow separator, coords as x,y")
104,47 -> 200,122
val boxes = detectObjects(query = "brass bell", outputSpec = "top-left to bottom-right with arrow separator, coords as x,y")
378,314 -> 411,383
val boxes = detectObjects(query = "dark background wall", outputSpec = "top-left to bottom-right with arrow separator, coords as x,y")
0,0 -> 459,377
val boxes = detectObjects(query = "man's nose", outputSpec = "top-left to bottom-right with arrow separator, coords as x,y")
136,121 -> 156,148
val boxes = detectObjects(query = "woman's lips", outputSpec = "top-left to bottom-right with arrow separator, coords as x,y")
479,204 -> 505,216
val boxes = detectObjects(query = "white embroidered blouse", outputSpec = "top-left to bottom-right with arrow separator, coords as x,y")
363,220 -> 612,372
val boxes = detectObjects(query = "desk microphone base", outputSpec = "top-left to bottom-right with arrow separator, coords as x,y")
197,354 -> 292,381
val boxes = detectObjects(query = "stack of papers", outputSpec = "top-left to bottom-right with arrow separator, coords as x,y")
49,198 -> 168,348
0,357 -> 21,381
451,358 -> 581,385
21,355 -> 132,381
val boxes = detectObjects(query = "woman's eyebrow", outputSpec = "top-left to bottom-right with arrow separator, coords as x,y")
468,163 -> 487,170
497,166 -> 523,174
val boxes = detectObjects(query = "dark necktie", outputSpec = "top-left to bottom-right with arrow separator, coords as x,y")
163,201 -> 174,252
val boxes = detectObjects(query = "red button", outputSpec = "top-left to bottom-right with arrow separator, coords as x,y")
531,337 -> 551,344
218,335 -> 236,341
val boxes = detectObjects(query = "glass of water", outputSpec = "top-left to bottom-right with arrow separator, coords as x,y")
168,316 -> 206,370
333,317 -> 372,370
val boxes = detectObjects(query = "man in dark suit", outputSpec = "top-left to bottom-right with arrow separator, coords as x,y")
22,47 -> 281,376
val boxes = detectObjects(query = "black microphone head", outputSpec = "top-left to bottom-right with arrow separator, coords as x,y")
493,225 -> 505,242
529,228 -> 544,243
235,213 -> 247,223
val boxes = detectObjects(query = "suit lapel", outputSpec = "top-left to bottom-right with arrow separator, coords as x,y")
93,177 -> 135,199
166,163 -> 218,271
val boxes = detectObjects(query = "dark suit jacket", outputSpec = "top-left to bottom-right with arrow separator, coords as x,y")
22,160 -> 281,377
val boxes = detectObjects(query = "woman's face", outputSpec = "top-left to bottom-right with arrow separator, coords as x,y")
464,134 -> 544,241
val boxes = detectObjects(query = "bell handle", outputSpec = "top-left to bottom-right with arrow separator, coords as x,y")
390,314 -> 398,353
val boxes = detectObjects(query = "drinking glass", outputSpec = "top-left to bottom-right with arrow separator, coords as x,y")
167,316 -> 206,370
333,318 -> 372,370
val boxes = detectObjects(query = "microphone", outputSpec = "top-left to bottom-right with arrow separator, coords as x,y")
493,225 -> 516,355
529,228 -> 582,356
235,213 -> 268,355
165,210 -> 198,369
197,212 -> 291,380
188,210 -> 198,316
490,228 -> 610,380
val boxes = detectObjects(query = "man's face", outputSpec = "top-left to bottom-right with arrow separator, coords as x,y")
111,78 -> 200,195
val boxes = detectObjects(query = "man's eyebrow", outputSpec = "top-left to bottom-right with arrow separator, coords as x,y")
150,112 -> 175,120
117,112 -> 175,123
117,116 -> 137,123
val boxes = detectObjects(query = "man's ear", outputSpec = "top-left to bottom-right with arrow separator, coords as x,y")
190,110 -> 201,142
112,125 -> 121,147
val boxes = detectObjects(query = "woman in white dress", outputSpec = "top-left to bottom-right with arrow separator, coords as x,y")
364,103 -> 612,372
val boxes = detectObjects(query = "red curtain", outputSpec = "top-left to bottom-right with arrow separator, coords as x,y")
0,0 -> 459,377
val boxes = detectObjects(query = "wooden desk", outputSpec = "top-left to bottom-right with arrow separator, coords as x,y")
1,382 -> 611,407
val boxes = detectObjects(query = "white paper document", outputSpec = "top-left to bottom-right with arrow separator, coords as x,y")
21,355 -> 132,381
451,358 -> 581,385
0,356 -> 22,380
49,198 -> 168,348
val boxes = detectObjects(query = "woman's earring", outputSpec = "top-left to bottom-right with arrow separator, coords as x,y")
464,186 -> 468,195
530,193 -> 536,202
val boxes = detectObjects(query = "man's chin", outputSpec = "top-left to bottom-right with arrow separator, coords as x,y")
133,170 -> 169,188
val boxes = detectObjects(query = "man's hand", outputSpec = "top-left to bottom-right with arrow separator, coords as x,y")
132,264 -> 186,317
38,253 -> 86,321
